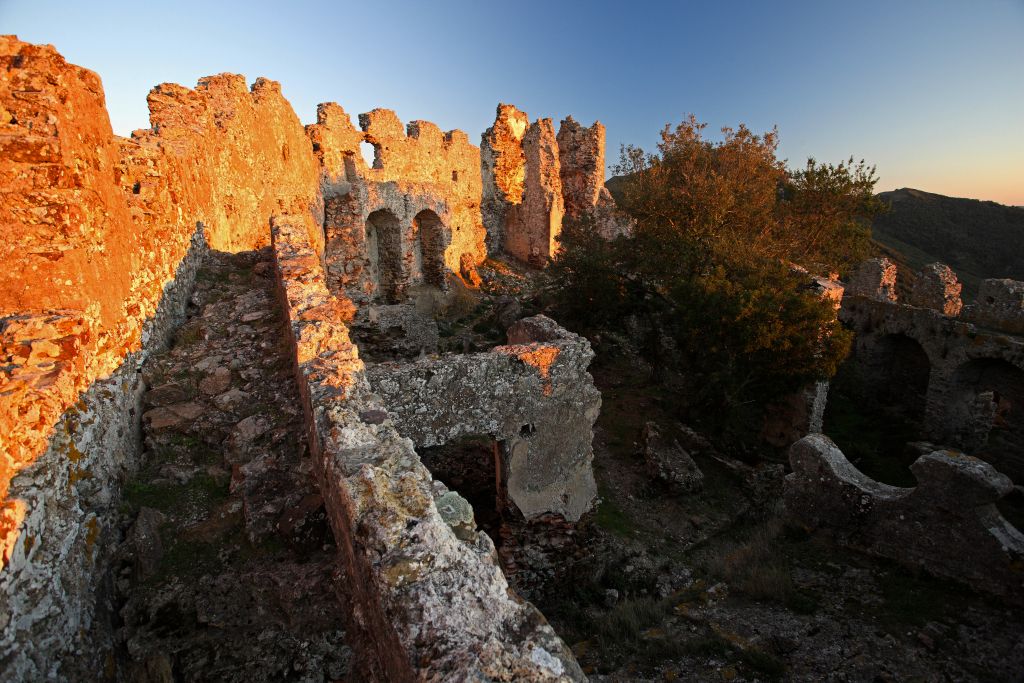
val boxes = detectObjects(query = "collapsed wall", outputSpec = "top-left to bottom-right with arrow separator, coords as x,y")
786,434 -> 1024,604
481,104 -> 632,266
0,35 -> 321,678
366,315 -> 601,522
270,213 -> 583,681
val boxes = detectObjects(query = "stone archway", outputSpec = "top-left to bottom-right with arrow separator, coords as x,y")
411,209 -> 446,288
948,358 -> 1024,481
859,333 -> 932,421
822,332 -> 933,485
365,209 -> 403,302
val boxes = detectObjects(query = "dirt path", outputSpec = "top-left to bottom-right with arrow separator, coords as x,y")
114,249 -> 350,682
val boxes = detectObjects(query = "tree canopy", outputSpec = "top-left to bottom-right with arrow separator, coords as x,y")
549,116 -> 883,420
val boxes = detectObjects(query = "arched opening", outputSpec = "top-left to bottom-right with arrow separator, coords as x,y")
365,209 -> 402,303
411,209 -> 446,289
861,333 -> 931,420
359,140 -> 378,169
822,333 -> 932,486
949,358 -> 1024,482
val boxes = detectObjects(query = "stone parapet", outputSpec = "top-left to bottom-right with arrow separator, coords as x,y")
270,213 -> 583,681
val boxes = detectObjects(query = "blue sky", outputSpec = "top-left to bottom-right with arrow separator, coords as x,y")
4,0 -> 1023,204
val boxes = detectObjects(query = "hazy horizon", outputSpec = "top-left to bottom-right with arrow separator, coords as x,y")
3,0 -> 1022,205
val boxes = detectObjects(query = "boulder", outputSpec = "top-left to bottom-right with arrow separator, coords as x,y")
640,421 -> 704,493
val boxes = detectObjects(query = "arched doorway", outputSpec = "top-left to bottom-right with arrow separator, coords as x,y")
365,209 -> 402,302
862,333 -> 931,420
411,209 -> 446,289
949,358 -> 1024,482
822,332 -> 932,485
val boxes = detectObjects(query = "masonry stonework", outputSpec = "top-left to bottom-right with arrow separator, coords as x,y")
837,259 -> 1024,481
481,104 -> 632,267
1,35 -> 605,680
786,434 -> 1024,604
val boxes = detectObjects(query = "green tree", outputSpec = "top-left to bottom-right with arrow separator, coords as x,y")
550,116 -> 881,421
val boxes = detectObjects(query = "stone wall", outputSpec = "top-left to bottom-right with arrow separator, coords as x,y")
0,35 -> 322,678
1,35 -> 603,680
838,258 -> 1024,480
480,104 -> 529,254
840,294 -> 1024,478
481,104 -> 632,266
504,119 -> 565,267
306,103 -> 485,302
0,228 -> 206,679
269,213 -> 583,681
786,434 -> 1024,605
908,262 -> 962,316
968,278 -> 1024,334
366,315 -> 601,522
556,117 -> 633,240
845,257 -> 898,303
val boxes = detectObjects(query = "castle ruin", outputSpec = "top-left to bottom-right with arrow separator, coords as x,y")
0,35 -> 628,680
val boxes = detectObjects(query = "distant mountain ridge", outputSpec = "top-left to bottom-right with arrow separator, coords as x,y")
871,188 -> 1024,297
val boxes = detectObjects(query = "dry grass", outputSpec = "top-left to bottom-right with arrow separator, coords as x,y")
703,516 -> 795,603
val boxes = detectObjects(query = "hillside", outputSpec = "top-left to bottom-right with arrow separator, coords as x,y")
872,188 -> 1024,296
608,179 -> 1024,297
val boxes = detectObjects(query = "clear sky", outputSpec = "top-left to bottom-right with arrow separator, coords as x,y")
4,0 -> 1023,204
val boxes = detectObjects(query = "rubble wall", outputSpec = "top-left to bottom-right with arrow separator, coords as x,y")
269,213 -> 583,681
0,36 -> 322,678
366,315 -> 601,522
908,262 -> 962,316
306,103 -> 485,301
505,119 -> 564,266
786,434 -> 1024,604
0,228 -> 207,679
967,278 -> 1024,334
480,104 -> 528,254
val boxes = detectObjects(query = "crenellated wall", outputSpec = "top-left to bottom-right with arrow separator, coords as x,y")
307,103 -> 486,302
1,35 -> 604,681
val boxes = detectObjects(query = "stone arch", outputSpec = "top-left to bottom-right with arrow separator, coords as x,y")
948,358 -> 1024,480
860,333 -> 932,421
823,331 -> 933,486
365,209 -> 403,302
411,209 -> 446,289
